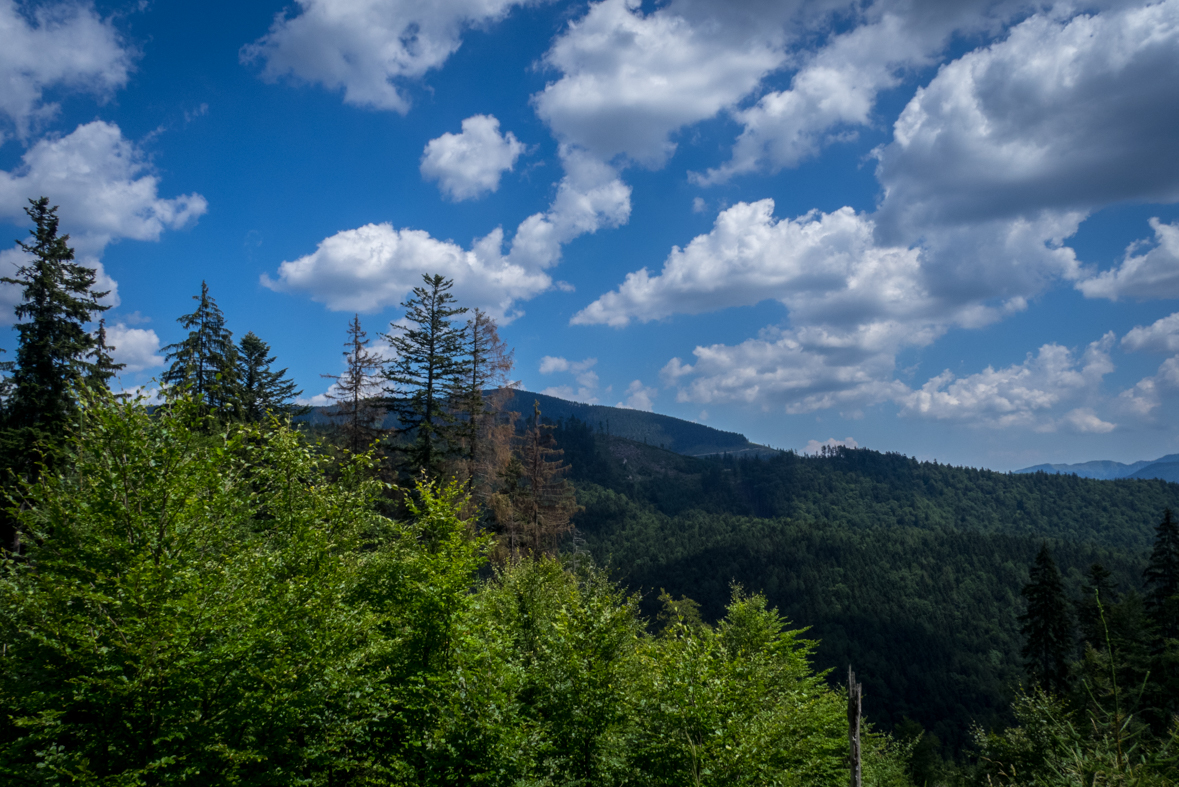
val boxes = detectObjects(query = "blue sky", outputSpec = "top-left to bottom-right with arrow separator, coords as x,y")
3,0 -> 1179,471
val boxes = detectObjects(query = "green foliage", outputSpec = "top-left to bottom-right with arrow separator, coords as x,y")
624,589 -> 849,787
508,393 -> 753,456
974,688 -> 1179,786
556,436 -> 1179,553
569,475 -> 1148,753
0,391 -> 486,783
1,393 -> 900,785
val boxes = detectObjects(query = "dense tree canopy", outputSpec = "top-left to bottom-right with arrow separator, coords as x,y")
0,391 -> 905,785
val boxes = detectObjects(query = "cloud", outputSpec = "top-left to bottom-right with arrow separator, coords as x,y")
1078,218 -> 1179,301
875,2 -> 1179,244
618,379 -> 656,411
574,199 -> 937,329
0,0 -> 133,141
539,355 -> 600,403
0,121 -> 208,257
243,0 -> 540,113
803,436 -> 858,454
1122,311 -> 1179,354
266,145 -> 629,317
897,334 -> 1117,431
421,114 -> 525,201
588,198 -> 1036,413
695,0 -> 1037,183
261,222 -> 550,319
106,323 -> 163,372
660,324 -> 912,413
533,0 -> 791,168
506,146 -> 632,270
0,121 -> 205,323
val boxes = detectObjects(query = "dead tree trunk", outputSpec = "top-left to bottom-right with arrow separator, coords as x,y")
848,665 -> 863,787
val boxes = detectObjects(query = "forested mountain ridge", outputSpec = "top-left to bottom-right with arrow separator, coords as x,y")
552,418 -> 1179,551
546,416 -> 1178,756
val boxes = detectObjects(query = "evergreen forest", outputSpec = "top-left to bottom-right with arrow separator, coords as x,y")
1,199 -> 1177,785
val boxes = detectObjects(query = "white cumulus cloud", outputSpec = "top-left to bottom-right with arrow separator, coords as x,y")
1078,218 -> 1179,301
106,323 -> 163,373
539,355 -> 600,403
0,122 -> 206,323
533,0 -> 790,168
1122,311 -> 1179,354
266,145 -> 629,318
587,198 -> 1039,413
618,379 -> 656,411
0,121 -> 208,256
243,0 -> 541,113
0,0 -> 133,141
875,2 -> 1179,245
897,334 -> 1117,431
261,222 -> 550,319
421,114 -> 525,201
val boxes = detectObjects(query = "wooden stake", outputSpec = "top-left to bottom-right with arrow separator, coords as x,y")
848,665 -> 862,787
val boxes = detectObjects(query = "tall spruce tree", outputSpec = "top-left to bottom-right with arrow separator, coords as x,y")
236,331 -> 305,422
1019,544 -> 1074,695
0,197 -> 109,553
161,281 -> 239,416
1143,508 -> 1179,642
383,274 -> 468,479
323,315 -> 386,454
1,197 -> 110,439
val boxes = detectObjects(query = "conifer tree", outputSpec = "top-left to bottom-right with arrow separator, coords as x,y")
323,315 -> 385,454
236,331 -> 305,422
1019,544 -> 1074,695
85,318 -> 125,389
1142,509 -> 1179,728
161,281 -> 239,416
1,197 -> 110,438
1076,563 -> 1118,650
1143,508 -> 1179,642
383,274 -> 468,479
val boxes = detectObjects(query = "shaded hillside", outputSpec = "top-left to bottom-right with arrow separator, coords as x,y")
506,390 -> 769,457
557,421 -> 1179,552
299,388 -> 770,458
553,423 -> 1174,754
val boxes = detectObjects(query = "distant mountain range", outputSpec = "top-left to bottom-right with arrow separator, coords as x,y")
1015,454 -> 1179,482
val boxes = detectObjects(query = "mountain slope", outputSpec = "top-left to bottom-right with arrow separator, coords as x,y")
552,421 -> 1177,753
503,389 -> 774,457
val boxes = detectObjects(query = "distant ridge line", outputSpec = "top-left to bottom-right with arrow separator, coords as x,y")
1015,453 -> 1179,482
